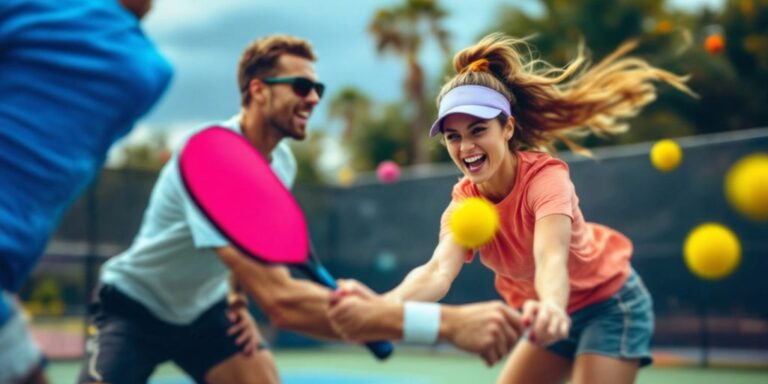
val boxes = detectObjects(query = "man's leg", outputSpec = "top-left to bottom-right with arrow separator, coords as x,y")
0,293 -> 47,384
204,348 -> 280,384
173,300 -> 279,384
77,290 -> 168,384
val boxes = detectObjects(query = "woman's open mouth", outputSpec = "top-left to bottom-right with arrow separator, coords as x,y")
463,154 -> 487,173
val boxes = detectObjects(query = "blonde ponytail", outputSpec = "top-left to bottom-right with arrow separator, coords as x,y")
437,33 -> 696,155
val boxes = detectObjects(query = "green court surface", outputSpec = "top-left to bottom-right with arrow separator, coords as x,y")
46,347 -> 768,384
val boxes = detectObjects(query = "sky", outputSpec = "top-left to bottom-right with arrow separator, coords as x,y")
115,0 -> 725,166
138,0 -> 524,133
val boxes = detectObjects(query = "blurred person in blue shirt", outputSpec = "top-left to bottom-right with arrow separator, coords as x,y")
0,1 -> 172,382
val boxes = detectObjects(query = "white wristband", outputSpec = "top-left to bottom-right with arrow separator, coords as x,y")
403,301 -> 441,344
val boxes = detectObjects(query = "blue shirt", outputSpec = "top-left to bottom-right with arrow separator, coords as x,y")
100,116 -> 297,324
0,0 -> 173,296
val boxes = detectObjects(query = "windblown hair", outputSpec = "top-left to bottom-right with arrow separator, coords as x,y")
238,35 -> 316,106
437,33 -> 696,155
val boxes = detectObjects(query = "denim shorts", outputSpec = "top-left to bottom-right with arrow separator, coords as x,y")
547,270 -> 654,367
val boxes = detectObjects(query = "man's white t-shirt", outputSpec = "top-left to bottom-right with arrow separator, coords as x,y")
100,115 -> 296,324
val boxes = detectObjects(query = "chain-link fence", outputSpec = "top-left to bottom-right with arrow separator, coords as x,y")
21,128 -> 768,358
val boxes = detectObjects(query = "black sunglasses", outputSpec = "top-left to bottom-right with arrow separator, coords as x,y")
262,76 -> 325,98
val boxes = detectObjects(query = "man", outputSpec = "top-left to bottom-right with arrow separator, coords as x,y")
78,35 -> 524,384
0,0 -> 172,383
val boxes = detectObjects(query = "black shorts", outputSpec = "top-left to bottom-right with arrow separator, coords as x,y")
77,284 -> 260,384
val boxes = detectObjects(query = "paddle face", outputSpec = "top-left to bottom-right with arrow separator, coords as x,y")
179,127 -> 309,265
179,126 -> 395,360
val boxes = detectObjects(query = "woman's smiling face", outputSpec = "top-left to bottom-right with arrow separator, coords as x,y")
442,113 -> 514,185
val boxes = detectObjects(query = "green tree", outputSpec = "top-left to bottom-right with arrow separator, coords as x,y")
120,130 -> 170,171
680,0 -> 768,133
347,102 -> 410,170
487,0 -> 668,62
291,130 -> 325,185
369,0 -> 451,164
483,0 -> 768,148
328,86 -> 372,141
482,0 -> 696,148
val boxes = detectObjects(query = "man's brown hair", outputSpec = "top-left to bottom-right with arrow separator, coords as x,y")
237,35 -> 316,106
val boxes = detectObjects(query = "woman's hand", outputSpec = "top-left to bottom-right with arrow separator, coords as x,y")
521,299 -> 571,346
333,279 -> 379,301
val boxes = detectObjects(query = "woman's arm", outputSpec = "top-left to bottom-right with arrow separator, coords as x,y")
385,234 -> 468,302
533,214 -> 571,309
328,293 -> 524,366
523,214 -> 572,345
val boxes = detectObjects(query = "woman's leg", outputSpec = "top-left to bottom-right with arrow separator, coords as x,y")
572,354 -> 640,384
496,340 -> 572,384
571,270 -> 653,384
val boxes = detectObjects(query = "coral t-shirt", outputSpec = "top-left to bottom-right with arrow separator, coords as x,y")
440,151 -> 632,313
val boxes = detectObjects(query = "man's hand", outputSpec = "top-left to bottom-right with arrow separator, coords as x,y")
119,0 -> 152,19
441,301 -> 525,367
521,299 -> 571,347
226,298 -> 263,356
328,280 -> 398,341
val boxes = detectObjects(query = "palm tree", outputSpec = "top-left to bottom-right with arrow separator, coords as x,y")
369,0 -> 451,164
328,86 -> 372,141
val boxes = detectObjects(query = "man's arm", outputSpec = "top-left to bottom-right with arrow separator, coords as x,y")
217,246 -> 337,339
328,292 -> 524,367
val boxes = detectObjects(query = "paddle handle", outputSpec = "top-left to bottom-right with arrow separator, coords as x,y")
300,257 -> 395,360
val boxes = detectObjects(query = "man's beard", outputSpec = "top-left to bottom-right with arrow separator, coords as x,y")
268,113 -> 305,141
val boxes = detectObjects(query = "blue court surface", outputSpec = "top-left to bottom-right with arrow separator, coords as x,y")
45,347 -> 768,384
151,376 -> 414,384
153,374 -> 425,384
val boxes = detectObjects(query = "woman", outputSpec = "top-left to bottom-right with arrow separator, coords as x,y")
385,33 -> 694,383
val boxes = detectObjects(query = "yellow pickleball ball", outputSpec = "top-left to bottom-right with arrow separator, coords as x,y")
449,197 -> 500,248
725,153 -> 768,221
337,166 -> 355,187
650,139 -> 683,172
684,223 -> 741,280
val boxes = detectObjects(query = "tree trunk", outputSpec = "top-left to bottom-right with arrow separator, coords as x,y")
407,56 -> 430,164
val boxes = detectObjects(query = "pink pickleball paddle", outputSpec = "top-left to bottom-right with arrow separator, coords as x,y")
178,126 -> 394,360
179,126 -> 308,265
